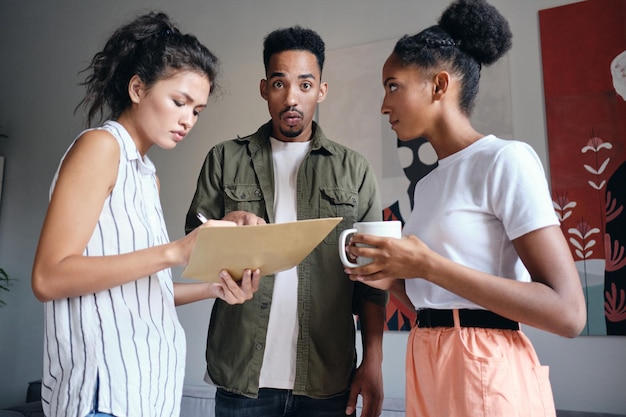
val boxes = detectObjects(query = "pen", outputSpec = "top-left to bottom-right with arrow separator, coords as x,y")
196,212 -> 208,224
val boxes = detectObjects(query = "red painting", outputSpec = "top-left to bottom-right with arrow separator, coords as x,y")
539,0 -> 626,335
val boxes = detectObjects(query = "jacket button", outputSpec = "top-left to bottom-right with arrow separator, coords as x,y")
260,302 -> 269,309
255,343 -> 263,350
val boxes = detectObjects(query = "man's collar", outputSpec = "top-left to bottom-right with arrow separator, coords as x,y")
237,120 -> 336,156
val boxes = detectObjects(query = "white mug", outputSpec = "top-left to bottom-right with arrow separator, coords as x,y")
338,221 -> 402,268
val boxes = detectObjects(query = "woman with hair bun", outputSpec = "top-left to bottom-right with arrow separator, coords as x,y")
344,1 -> 586,415
31,11 -> 259,417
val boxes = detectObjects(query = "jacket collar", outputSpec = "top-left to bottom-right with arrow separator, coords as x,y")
236,120 -> 336,156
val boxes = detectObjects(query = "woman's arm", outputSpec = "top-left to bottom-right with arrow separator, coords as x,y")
32,130 -> 202,302
346,225 -> 586,338
174,268 -> 261,306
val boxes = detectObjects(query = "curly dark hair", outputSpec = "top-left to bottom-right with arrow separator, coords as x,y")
76,11 -> 220,126
393,0 -> 512,116
262,26 -> 325,75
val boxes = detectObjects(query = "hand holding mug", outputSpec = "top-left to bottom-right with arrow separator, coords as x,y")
338,221 -> 402,268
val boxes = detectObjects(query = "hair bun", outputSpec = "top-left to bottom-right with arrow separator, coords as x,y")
438,0 -> 512,66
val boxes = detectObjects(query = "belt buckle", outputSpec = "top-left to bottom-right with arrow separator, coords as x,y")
417,309 -> 431,328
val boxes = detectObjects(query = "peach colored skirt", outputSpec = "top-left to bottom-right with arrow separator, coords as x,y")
406,311 -> 556,417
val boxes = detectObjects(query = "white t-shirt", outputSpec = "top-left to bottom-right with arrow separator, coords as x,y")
403,135 -> 559,310
258,137 -> 311,389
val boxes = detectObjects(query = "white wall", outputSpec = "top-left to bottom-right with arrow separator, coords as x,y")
0,0 -> 625,414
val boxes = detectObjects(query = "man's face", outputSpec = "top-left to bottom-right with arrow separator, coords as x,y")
260,50 -> 327,142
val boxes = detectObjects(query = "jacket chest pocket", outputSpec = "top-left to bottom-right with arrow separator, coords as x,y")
320,187 -> 358,244
224,184 -> 265,216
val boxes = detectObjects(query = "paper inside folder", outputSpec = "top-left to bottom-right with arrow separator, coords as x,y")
182,217 -> 343,283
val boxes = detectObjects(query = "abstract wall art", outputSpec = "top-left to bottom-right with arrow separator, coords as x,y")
539,0 -> 626,336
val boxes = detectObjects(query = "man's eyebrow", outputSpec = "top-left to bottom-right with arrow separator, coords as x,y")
268,72 -> 317,80
298,73 -> 316,80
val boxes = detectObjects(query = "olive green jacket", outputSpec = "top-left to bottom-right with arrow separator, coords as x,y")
185,121 -> 387,398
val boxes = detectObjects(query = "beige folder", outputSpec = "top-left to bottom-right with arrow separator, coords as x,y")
182,217 -> 343,283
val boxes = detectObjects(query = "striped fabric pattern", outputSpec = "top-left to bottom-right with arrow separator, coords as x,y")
42,121 -> 186,417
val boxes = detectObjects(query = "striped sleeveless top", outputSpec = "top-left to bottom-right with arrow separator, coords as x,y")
42,121 -> 186,417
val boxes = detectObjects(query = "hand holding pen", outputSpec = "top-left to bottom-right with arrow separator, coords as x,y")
196,212 -> 209,224
195,212 -> 238,229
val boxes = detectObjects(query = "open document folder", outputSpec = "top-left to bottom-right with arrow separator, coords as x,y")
182,217 -> 343,283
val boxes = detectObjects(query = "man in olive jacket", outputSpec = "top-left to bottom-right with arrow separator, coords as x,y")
185,26 -> 387,417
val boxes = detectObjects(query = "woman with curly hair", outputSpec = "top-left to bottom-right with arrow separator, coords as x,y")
343,1 -> 586,415
31,11 -> 259,417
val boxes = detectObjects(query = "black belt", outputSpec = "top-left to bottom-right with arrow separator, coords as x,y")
416,309 -> 519,330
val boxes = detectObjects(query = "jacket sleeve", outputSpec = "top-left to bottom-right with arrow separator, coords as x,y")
184,145 -> 225,234
352,159 -> 389,312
